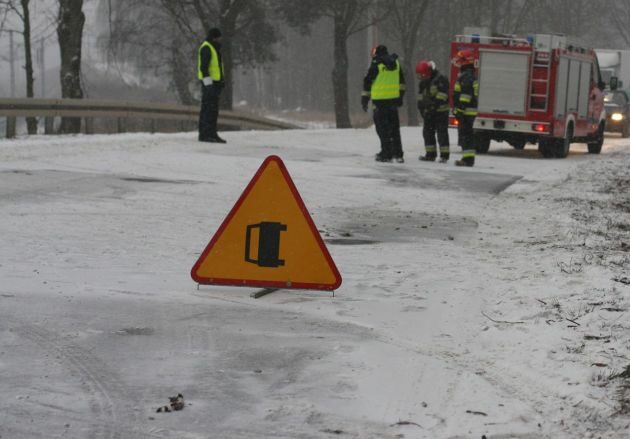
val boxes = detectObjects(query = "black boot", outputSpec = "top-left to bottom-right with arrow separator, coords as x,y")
455,158 -> 474,167
208,135 -> 227,144
375,152 -> 392,162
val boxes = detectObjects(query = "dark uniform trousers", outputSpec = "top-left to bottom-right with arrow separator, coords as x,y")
422,111 -> 450,159
457,115 -> 475,161
198,84 -> 222,140
373,105 -> 403,159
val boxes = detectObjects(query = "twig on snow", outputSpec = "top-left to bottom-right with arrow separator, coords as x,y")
613,277 -> 630,285
465,409 -> 488,416
390,420 -> 423,428
481,311 -> 524,324
584,334 -> 611,340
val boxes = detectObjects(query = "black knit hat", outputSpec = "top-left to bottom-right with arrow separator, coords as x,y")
371,45 -> 388,58
207,28 -> 222,40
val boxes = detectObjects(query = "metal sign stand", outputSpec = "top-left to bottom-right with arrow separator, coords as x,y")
250,288 -> 279,299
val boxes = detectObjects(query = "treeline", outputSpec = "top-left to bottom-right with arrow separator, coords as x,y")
4,0 -> 629,131
1,0 -> 85,133
231,0 -> 625,127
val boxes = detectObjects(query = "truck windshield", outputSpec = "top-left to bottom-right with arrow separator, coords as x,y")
604,91 -> 627,106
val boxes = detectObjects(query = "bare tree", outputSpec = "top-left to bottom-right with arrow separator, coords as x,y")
1,0 -> 37,133
99,0 -> 188,101
608,0 -> 630,46
281,0 -> 388,128
97,0 -> 617,125
101,0 -> 278,109
57,0 -> 85,133
382,0 -> 429,126
166,0 -> 278,110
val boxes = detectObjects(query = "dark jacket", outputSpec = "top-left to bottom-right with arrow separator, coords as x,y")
418,70 -> 450,114
362,53 -> 406,108
199,36 -> 224,87
453,65 -> 478,115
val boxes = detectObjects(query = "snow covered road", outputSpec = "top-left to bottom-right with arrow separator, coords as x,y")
1,128 -> 629,438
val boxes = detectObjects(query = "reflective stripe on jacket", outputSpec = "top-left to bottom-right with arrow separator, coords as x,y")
418,71 -> 450,113
453,68 -> 478,116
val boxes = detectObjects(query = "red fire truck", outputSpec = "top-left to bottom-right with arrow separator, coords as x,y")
449,30 -> 606,158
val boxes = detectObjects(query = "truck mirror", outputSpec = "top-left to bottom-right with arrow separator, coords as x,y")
609,77 -> 618,90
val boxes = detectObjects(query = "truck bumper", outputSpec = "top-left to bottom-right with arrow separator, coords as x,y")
474,117 -> 550,134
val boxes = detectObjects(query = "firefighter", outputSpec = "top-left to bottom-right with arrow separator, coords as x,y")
198,27 -> 226,143
452,49 -> 478,167
416,60 -> 450,163
362,45 -> 406,163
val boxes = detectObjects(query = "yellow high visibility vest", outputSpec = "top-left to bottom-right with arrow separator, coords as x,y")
371,60 -> 401,100
197,41 -> 223,81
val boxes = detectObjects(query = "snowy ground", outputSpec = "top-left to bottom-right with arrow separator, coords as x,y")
0,126 -> 629,438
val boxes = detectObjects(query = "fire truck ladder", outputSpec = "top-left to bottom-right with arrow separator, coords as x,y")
529,55 -> 551,112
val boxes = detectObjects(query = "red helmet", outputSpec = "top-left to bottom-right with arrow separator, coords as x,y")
415,60 -> 435,78
452,49 -> 475,68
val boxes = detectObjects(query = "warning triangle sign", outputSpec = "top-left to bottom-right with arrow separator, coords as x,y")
191,155 -> 342,291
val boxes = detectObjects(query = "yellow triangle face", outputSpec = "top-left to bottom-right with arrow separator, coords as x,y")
191,156 -> 341,291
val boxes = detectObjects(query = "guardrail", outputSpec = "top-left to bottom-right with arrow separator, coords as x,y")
0,98 -> 299,138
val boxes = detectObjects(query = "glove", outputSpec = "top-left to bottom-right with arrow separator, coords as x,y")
361,96 -> 369,112
395,97 -> 403,107
202,77 -> 213,86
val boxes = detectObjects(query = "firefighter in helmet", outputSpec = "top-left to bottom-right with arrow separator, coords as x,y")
362,45 -> 406,163
452,49 -> 478,167
416,60 -> 450,162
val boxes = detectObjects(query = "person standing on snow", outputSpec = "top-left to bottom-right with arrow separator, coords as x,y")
198,27 -> 226,143
416,60 -> 450,163
452,49 -> 478,167
361,45 -> 406,163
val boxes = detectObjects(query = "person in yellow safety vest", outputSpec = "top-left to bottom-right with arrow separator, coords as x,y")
361,45 -> 406,163
416,60 -> 451,163
198,27 -> 226,143
452,49 -> 479,167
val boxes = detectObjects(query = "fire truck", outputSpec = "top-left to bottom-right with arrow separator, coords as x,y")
450,29 -> 606,158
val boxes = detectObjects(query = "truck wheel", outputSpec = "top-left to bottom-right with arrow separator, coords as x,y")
587,123 -> 605,154
474,132 -> 491,154
554,125 -> 572,158
622,121 -> 629,138
538,139 -> 555,158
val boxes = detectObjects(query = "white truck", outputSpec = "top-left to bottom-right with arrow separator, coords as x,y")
596,49 -> 630,90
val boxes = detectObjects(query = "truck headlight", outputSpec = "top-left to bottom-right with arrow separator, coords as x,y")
611,112 -> 624,121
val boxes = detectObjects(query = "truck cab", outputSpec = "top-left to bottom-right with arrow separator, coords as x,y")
596,49 -> 630,90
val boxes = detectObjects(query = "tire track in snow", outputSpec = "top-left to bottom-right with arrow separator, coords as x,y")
11,321 -> 154,439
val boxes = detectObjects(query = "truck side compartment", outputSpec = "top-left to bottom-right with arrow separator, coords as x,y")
450,29 -> 606,158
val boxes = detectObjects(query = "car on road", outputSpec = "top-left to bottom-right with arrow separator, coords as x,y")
604,89 -> 630,137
